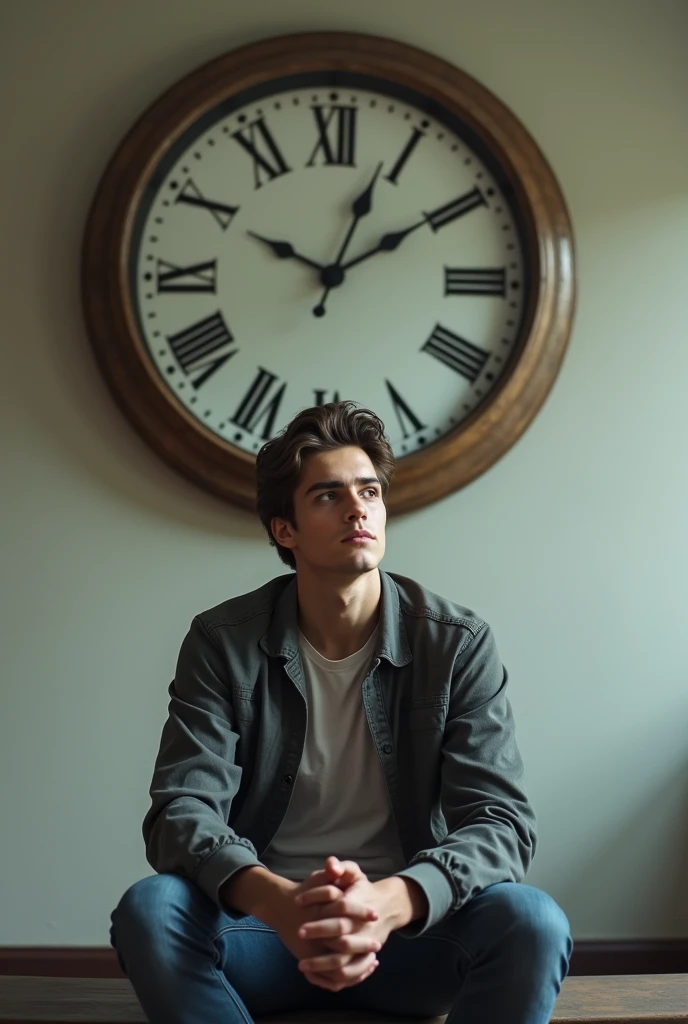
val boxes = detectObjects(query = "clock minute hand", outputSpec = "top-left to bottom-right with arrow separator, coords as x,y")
341,217 -> 427,271
333,161 -> 384,264
247,231 -> 324,271
313,162 -> 384,317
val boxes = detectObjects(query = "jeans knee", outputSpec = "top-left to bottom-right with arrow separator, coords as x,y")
466,883 -> 570,959
112,873 -> 199,937
497,884 -> 572,957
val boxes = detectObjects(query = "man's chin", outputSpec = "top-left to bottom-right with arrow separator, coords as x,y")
337,549 -> 382,573
296,544 -> 384,575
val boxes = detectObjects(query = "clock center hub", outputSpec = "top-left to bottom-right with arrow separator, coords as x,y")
320,264 -> 346,288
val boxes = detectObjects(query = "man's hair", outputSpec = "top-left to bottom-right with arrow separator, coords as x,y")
255,400 -> 396,570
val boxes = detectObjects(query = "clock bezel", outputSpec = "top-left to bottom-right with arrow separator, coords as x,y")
82,31 -> 575,514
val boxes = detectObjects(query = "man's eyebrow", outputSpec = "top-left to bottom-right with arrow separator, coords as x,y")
304,476 -> 381,496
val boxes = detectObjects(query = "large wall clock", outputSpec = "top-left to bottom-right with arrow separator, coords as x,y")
82,32 -> 575,514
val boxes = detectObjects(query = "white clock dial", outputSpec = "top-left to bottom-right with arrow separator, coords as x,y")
131,77 -> 527,458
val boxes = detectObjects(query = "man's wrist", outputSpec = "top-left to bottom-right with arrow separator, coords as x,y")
220,866 -> 295,923
373,875 -> 429,930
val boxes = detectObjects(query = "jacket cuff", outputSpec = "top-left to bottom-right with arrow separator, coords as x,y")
393,860 -> 455,937
195,842 -> 264,918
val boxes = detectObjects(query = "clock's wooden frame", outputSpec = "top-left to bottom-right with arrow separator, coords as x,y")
82,31 -> 575,515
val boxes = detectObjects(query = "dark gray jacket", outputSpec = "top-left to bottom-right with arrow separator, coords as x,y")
142,570 -> 536,936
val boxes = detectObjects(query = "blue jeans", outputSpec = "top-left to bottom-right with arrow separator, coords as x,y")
110,874 -> 572,1024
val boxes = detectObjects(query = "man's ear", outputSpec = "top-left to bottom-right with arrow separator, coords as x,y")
271,517 -> 297,550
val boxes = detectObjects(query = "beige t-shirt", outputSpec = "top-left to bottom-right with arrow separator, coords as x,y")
260,627 -> 407,882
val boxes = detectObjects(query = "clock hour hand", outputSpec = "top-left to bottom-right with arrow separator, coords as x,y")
247,231 -> 324,271
341,217 -> 426,271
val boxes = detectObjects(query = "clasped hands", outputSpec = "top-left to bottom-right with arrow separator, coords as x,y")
279,855 -> 394,993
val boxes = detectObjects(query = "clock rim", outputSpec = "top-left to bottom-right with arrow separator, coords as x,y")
81,30 -> 575,515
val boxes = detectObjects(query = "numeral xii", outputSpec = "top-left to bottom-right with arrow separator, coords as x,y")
307,105 -> 357,166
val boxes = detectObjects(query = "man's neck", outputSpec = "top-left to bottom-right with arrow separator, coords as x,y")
295,567 -> 381,661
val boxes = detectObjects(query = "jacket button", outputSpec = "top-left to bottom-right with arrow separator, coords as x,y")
383,743 -> 393,754
284,774 -> 294,784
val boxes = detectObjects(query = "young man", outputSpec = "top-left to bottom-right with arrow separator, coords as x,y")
110,401 -> 572,1024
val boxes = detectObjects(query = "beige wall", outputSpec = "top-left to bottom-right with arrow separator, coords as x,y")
1,0 -> 687,945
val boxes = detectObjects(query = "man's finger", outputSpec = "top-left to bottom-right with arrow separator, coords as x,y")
300,915 -> 381,943
298,901 -> 376,933
302,952 -> 378,986
324,934 -> 382,955
299,951 -> 352,973
304,959 -> 378,993
323,857 -> 365,888
297,868 -> 334,893
296,888 -> 378,920
299,916 -> 351,940
296,884 -> 342,905
331,859 -> 365,887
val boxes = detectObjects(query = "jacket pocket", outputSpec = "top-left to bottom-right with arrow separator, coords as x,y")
403,696 -> 448,733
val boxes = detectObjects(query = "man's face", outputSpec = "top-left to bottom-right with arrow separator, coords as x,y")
272,446 -> 387,575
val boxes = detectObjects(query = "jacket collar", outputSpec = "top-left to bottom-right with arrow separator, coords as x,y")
259,569 -> 412,667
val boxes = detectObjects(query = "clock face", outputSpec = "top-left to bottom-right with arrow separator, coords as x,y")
130,72 -> 528,460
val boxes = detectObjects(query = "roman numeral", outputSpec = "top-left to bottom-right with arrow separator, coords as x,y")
422,325 -> 489,383
444,267 -> 506,296
385,128 -> 424,185
231,368 -> 286,440
385,380 -> 426,439
157,259 -> 217,293
424,188 -> 486,232
232,118 -> 291,189
313,389 -> 341,406
175,179 -> 239,230
306,105 -> 357,166
167,312 -> 237,389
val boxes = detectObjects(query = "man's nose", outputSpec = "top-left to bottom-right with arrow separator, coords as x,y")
345,493 -> 367,519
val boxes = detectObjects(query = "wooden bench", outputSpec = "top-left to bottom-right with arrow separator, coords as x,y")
0,974 -> 686,1023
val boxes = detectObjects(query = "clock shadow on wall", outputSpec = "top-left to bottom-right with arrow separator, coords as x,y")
82,32 -> 575,516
